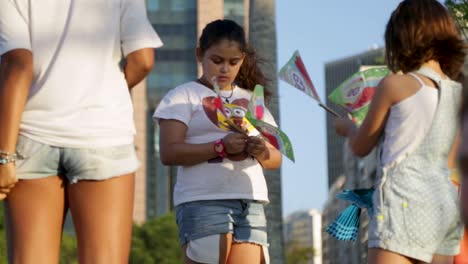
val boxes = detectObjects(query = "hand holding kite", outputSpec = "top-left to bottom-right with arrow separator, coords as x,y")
328,66 -> 389,125
211,77 -> 295,162
245,85 -> 295,162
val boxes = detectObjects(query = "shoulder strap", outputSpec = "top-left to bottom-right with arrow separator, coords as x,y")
408,73 -> 425,87
415,66 -> 444,87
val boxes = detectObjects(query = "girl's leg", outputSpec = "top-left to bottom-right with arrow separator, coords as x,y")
4,176 -> 67,264
368,248 -> 416,264
227,241 -> 264,264
68,173 -> 135,264
429,255 -> 453,264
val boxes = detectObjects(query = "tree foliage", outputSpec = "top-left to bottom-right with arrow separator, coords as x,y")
446,0 -> 468,39
130,213 -> 183,264
0,207 -> 7,264
285,240 -> 316,264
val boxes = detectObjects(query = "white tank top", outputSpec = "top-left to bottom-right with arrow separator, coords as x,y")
381,73 -> 438,166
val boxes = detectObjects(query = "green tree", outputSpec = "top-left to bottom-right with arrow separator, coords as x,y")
0,206 -> 7,264
60,231 -> 78,264
285,240 -> 315,264
445,0 -> 468,39
130,213 -> 183,264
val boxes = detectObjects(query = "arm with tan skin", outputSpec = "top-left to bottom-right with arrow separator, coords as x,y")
334,75 -> 399,157
159,119 -> 249,166
448,133 -> 460,169
0,49 -> 34,196
124,48 -> 154,89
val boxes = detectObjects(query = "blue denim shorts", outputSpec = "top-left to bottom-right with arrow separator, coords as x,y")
175,199 -> 269,247
15,135 -> 139,183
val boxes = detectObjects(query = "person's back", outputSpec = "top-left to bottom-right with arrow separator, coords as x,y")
379,72 -> 439,166
0,0 -> 162,263
7,0 -> 162,147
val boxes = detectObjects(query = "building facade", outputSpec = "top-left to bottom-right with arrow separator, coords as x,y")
284,209 -> 322,264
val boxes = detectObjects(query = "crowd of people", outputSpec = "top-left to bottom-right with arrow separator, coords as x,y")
0,0 -> 467,263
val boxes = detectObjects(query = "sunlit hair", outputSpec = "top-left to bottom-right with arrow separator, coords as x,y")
385,0 -> 465,79
199,19 -> 271,99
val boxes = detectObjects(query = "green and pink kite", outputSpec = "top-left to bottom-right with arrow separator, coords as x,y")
279,50 -> 390,125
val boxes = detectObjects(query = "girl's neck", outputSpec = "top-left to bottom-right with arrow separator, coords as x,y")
420,60 -> 446,78
197,76 -> 233,91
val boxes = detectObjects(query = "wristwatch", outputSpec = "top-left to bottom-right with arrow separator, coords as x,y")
213,139 -> 228,158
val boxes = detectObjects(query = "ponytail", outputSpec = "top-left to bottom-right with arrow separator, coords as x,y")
235,45 -> 272,100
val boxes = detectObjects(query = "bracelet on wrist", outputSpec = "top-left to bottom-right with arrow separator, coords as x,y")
0,150 -> 17,165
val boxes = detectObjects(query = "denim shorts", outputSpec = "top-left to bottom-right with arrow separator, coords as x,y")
175,199 -> 269,247
15,135 -> 139,183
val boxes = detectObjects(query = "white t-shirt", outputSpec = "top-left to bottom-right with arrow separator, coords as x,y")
0,0 -> 163,147
153,81 -> 278,206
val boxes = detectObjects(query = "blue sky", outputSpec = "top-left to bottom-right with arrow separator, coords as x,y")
276,0 -> 403,217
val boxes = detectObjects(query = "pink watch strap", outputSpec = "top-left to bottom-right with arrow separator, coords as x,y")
214,139 -> 227,158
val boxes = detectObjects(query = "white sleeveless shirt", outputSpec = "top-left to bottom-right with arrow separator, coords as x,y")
381,73 -> 438,166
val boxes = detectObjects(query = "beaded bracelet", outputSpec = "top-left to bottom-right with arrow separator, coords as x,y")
0,150 -> 16,165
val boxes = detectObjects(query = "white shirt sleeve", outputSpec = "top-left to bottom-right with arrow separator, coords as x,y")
0,0 -> 31,55
153,87 -> 193,127
120,0 -> 163,57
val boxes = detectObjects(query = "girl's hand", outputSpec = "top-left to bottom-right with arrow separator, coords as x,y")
0,162 -> 17,200
334,117 -> 356,137
246,136 -> 267,158
223,133 -> 248,155
227,152 -> 249,161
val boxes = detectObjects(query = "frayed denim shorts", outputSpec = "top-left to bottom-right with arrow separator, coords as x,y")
175,199 -> 269,247
15,135 -> 139,183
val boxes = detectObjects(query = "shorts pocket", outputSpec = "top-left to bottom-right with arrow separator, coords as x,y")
15,136 -> 48,168
402,200 -> 444,248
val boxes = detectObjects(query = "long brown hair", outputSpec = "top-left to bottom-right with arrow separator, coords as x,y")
385,0 -> 465,79
198,19 -> 271,99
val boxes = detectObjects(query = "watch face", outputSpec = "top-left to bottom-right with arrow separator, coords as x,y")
214,143 -> 224,152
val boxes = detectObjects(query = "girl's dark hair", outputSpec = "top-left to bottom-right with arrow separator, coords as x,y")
199,19 -> 271,99
385,0 -> 466,79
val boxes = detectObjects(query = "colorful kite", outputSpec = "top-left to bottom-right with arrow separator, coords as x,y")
245,85 -> 295,162
279,50 -> 340,117
212,78 -> 295,162
328,66 -> 389,125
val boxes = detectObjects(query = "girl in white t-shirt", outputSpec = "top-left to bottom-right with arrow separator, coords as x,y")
154,19 -> 281,264
0,0 -> 162,262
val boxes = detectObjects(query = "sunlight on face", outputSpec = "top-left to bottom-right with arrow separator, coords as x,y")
198,39 -> 245,90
